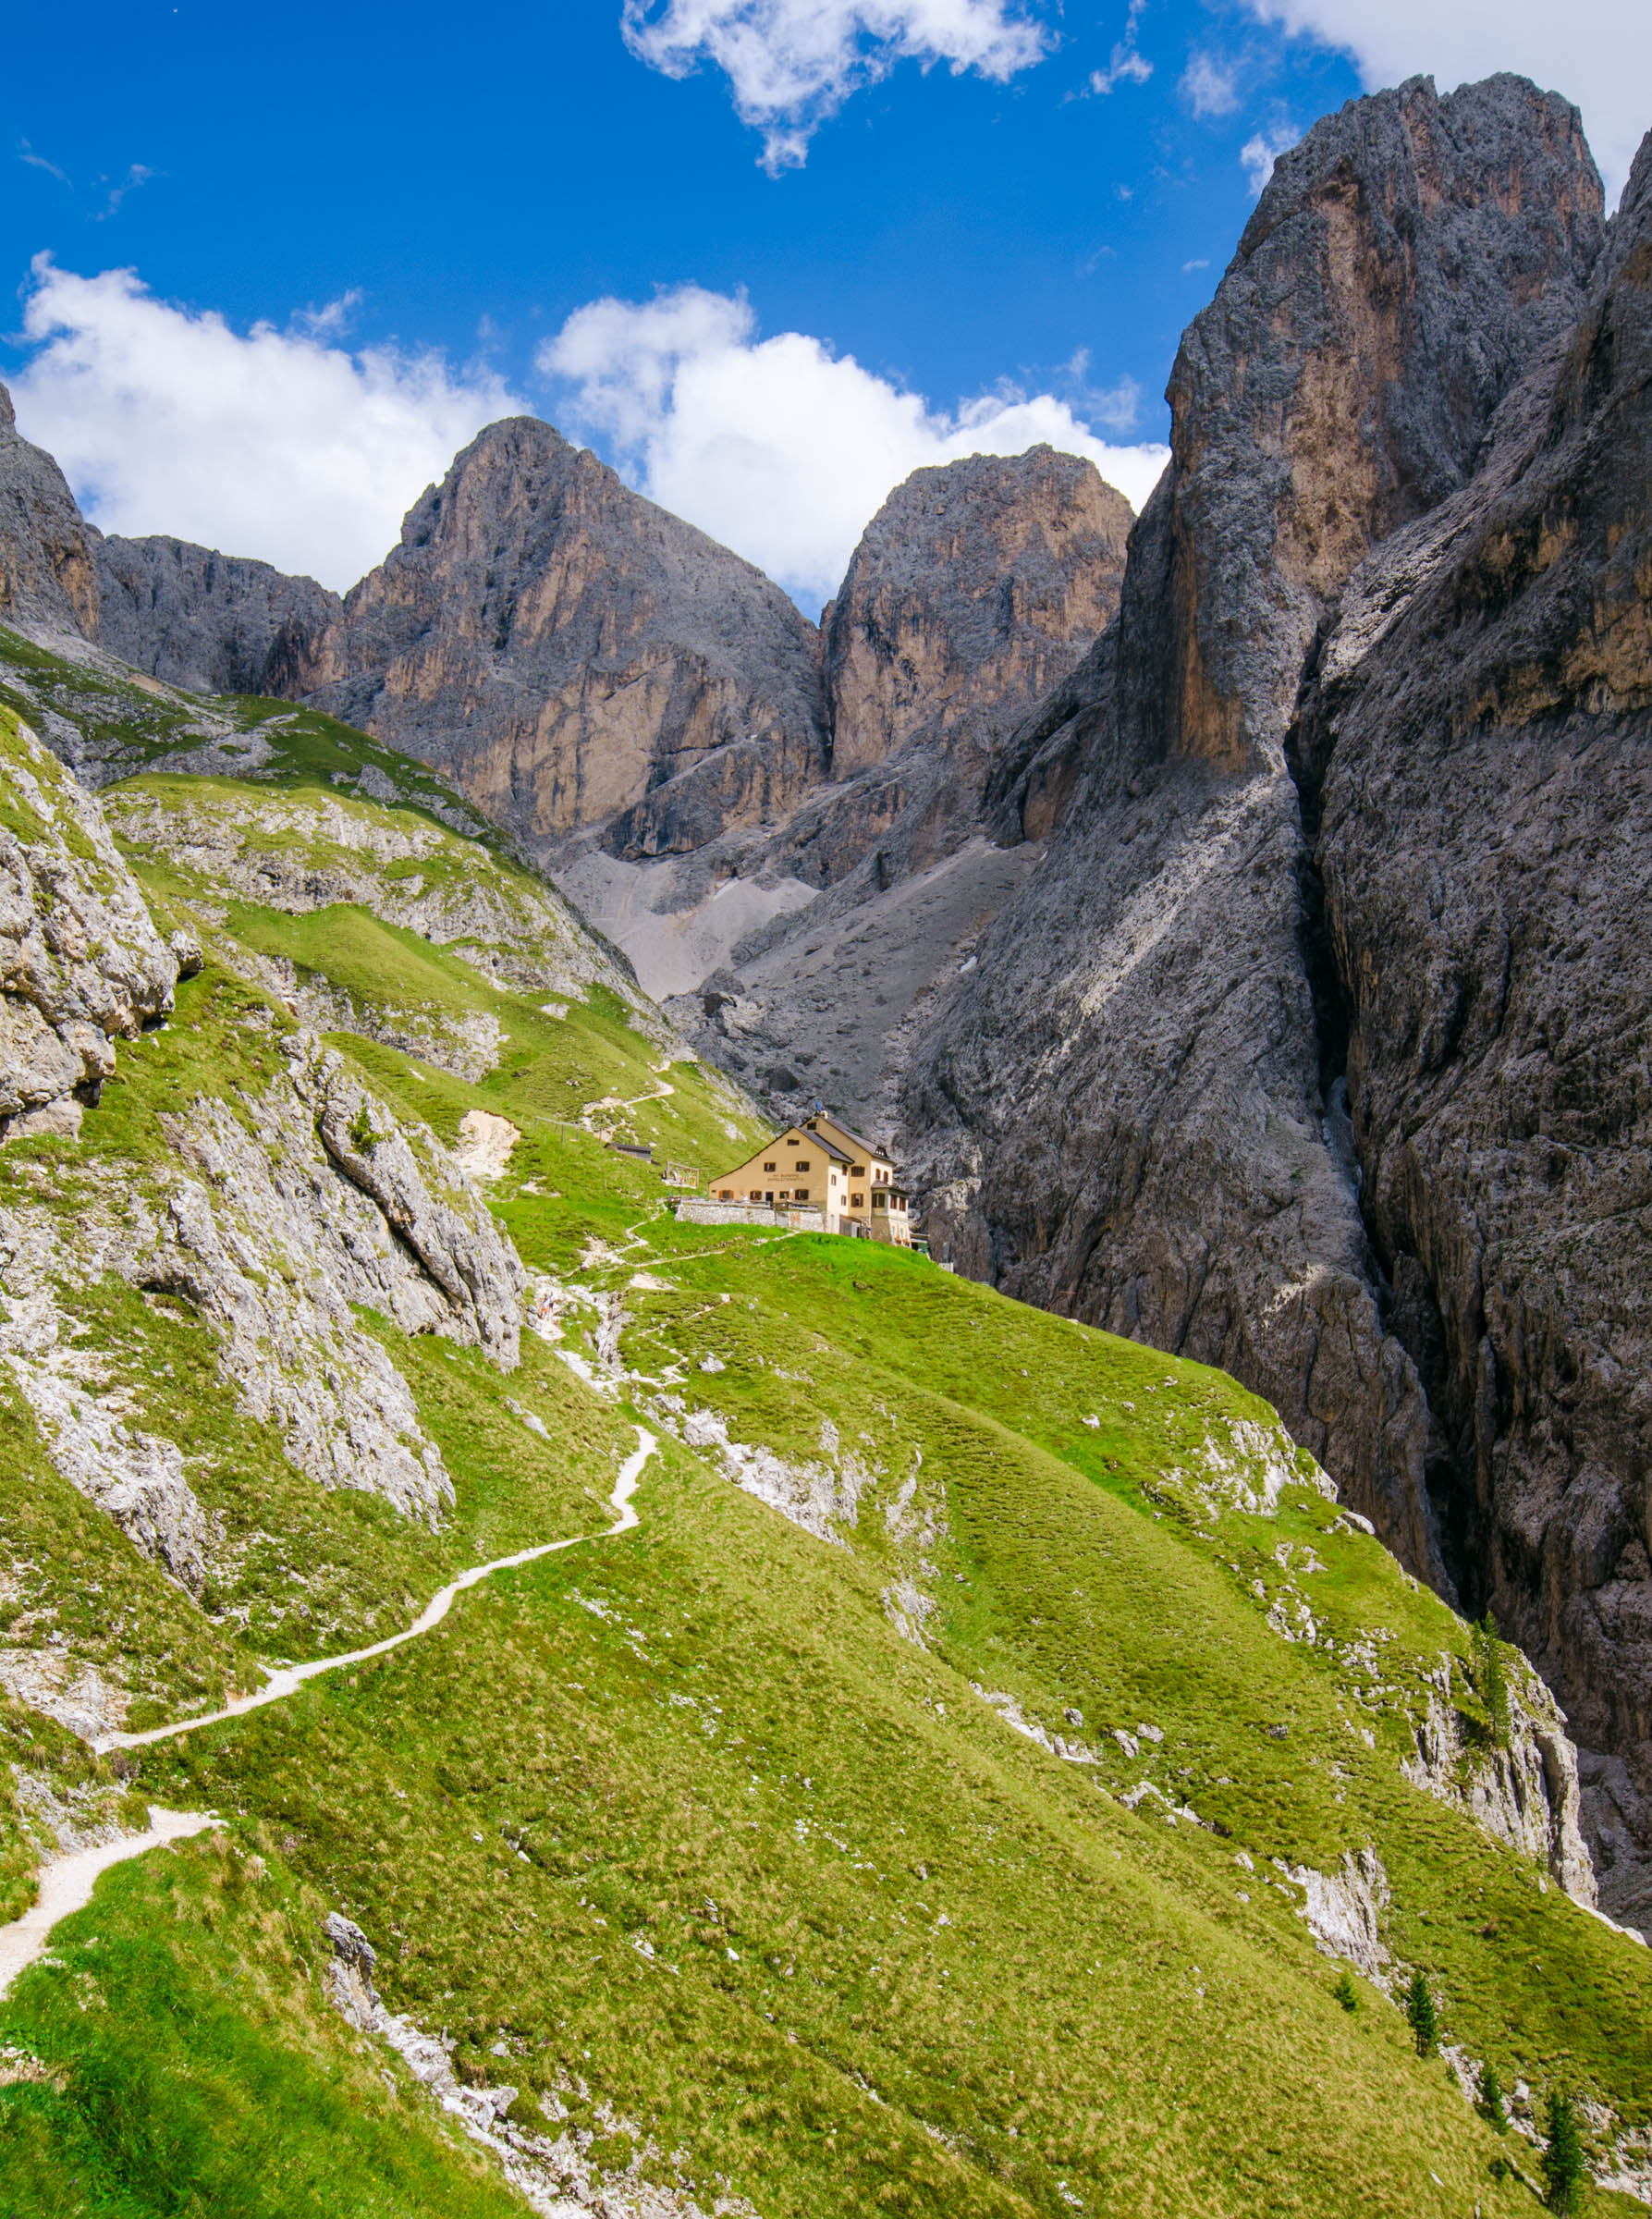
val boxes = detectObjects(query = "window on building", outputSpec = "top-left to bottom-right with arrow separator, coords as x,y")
850,1165 -> 864,1177
748,1189 -> 762,1201
873,1192 -> 887,1209
794,1187 -> 809,1200
850,1193 -> 865,1208
795,1160 -> 810,1171
764,1160 -> 777,1171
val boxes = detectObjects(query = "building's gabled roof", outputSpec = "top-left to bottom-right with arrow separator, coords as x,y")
802,1130 -> 853,1164
806,1112 -> 887,1162
709,1123 -> 853,1183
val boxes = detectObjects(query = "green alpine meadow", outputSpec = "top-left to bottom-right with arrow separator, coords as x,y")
1,625 -> 1648,2217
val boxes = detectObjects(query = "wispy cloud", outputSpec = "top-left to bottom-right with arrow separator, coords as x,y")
622,0 -> 1054,172
1181,256 -> 1210,272
92,164 -> 156,221
294,289 -> 365,338
1084,0 -> 1151,94
540,283 -> 1169,605
10,257 -> 523,590
1241,123 -> 1298,194
1180,50 -> 1237,116
18,141 -> 70,185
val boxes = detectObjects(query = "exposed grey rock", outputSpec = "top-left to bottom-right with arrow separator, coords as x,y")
310,1045 -> 524,1367
1400,1654 -> 1596,1903
289,416 -> 828,863
94,534 -> 340,696
0,708 -> 177,1135
1,1022 -> 526,1538
6,1360 -> 210,1595
1291,121 -> 1652,1922
1285,1848 -> 1391,1980
0,383 -> 100,639
898,74 -> 1607,1587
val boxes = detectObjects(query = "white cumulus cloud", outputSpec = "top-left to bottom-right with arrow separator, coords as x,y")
622,0 -> 1053,170
8,257 -> 524,591
1242,0 -> 1650,201
540,285 -> 1169,607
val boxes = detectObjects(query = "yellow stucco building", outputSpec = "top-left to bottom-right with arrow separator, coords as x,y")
708,1111 -> 913,1244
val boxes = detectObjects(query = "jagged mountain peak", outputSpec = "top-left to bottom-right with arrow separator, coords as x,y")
822,444 -> 1133,782
1119,67 -> 1606,775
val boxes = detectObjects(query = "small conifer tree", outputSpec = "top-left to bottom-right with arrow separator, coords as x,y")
1477,2060 -> 1509,2133
1541,2090 -> 1585,2213
1474,1612 -> 1511,1747
1331,1968 -> 1357,2012
1406,1968 -> 1438,2057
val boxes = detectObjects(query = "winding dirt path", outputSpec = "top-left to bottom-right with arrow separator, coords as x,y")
0,1427 -> 658,2001
0,1808 -> 218,1999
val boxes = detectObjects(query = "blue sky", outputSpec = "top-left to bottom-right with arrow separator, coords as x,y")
3,0 -> 1644,611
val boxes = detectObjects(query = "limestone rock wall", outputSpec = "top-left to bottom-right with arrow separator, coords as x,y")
1291,125 -> 1652,1923
0,385 -> 101,640
1115,71 -> 1604,775
822,446 -> 1132,782
289,417 -> 829,864
0,706 -> 178,1138
898,74 -> 1607,1587
94,535 -> 341,698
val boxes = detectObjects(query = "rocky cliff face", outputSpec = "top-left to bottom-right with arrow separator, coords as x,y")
1286,125 -> 1652,1922
899,75 -> 1607,1593
822,447 -> 1131,782
287,417 -> 828,864
0,386 -> 100,640
1,705 -> 179,1141
1115,72 -> 1604,776
95,536 -> 341,698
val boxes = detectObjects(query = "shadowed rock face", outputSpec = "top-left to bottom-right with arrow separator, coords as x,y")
0,385 -> 101,639
95,536 -> 341,698
899,74 -> 1606,1595
1289,125 -> 1652,1922
288,417 -> 829,863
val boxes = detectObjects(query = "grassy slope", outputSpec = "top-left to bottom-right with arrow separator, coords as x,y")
0,665 -> 1646,2213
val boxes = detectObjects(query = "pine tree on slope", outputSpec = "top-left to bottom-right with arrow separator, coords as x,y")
1541,2090 -> 1586,2213
1406,1968 -> 1438,2058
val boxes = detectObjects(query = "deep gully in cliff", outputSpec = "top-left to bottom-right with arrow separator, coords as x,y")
1283,644 -> 1487,1616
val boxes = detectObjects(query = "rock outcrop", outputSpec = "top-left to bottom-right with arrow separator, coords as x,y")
94,535 -> 340,698
1289,123 -> 1652,1923
102,778 -> 656,1017
288,417 -> 828,862
0,385 -> 100,639
1,705 -> 177,1140
898,76 -> 1607,1588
